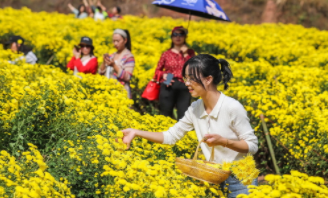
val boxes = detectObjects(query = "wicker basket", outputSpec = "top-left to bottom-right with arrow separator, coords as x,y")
176,139 -> 231,184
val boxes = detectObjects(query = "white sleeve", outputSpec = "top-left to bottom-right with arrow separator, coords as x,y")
230,102 -> 258,154
25,52 -> 38,64
162,102 -> 195,145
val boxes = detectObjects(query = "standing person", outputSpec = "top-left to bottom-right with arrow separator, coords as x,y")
96,0 -> 110,20
67,37 -> 98,76
93,6 -> 107,21
6,35 -> 38,65
67,3 -> 88,19
82,0 -> 95,18
108,6 -> 122,20
83,0 -> 108,20
155,26 -> 195,120
122,54 -> 258,198
99,29 -> 135,99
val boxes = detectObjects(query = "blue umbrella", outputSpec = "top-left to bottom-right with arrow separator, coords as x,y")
152,0 -> 230,22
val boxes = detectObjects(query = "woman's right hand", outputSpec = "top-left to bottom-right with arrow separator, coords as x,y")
121,128 -> 139,149
73,48 -> 81,59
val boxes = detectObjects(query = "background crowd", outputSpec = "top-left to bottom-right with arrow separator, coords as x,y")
68,0 -> 122,21
5,25 -> 194,119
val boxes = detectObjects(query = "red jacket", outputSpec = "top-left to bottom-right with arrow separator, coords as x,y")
155,49 -> 195,83
67,56 -> 98,74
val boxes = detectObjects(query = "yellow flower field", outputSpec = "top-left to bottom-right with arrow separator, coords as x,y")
0,7 -> 328,198
237,171 -> 328,198
0,57 -> 223,197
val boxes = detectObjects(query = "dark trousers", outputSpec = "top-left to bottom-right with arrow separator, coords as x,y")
159,80 -> 191,120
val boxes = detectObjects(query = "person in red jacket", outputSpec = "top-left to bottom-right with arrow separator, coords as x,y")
155,26 -> 195,120
67,36 -> 98,77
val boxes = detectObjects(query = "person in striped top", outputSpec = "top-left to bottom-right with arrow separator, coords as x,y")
99,29 -> 135,99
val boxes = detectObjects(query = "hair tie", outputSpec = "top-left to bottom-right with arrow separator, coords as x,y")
113,29 -> 127,38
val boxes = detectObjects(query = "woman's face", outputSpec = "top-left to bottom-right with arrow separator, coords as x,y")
80,44 -> 91,55
10,42 -> 18,52
184,65 -> 214,98
113,34 -> 126,51
80,5 -> 86,13
112,7 -> 117,14
184,66 -> 207,98
171,30 -> 186,46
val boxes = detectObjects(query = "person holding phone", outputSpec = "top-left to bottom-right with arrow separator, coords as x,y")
67,36 -> 98,77
99,29 -> 135,99
155,26 -> 195,120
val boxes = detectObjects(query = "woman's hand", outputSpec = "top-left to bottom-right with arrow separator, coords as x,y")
73,48 -> 81,59
162,73 -> 174,87
104,55 -> 115,67
181,45 -> 188,54
121,128 -> 139,149
204,134 -> 227,147
163,73 -> 167,81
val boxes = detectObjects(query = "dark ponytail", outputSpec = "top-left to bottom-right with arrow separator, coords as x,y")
182,54 -> 233,90
218,59 -> 232,90
124,30 -> 132,52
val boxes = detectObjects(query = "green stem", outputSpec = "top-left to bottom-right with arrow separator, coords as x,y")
260,114 -> 280,175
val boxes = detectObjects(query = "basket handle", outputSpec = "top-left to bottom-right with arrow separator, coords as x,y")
192,138 -> 215,162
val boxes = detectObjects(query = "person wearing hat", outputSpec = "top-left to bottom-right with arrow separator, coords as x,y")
67,36 -> 98,76
99,29 -> 134,99
6,35 -> 38,65
154,26 -> 195,120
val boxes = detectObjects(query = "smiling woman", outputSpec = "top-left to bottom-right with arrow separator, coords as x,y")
66,36 -> 98,76
123,54 -> 259,198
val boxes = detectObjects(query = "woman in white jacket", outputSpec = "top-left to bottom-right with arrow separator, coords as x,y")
122,54 -> 258,198
6,35 -> 38,65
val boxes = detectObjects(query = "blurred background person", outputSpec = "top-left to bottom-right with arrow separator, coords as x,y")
99,29 -> 134,98
96,0 -> 110,20
5,35 -> 38,65
155,26 -> 195,120
67,3 -> 88,19
83,0 -> 107,20
108,6 -> 122,20
67,36 -> 98,77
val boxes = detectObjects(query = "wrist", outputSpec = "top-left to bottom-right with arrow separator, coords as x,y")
135,130 -> 142,137
220,138 -> 229,147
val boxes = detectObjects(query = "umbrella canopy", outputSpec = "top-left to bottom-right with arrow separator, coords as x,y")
152,0 -> 230,22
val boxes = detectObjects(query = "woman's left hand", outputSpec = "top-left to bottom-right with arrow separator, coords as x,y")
204,134 -> 227,147
104,55 -> 115,67
181,45 -> 188,54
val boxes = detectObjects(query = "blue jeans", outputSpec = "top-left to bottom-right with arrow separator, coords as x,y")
220,176 -> 258,198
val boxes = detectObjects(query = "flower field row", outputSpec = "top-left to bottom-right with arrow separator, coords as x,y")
1,7 -> 328,197
0,58 -> 224,197
238,171 -> 328,198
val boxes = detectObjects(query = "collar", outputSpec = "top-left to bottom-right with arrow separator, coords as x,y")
199,92 -> 226,119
